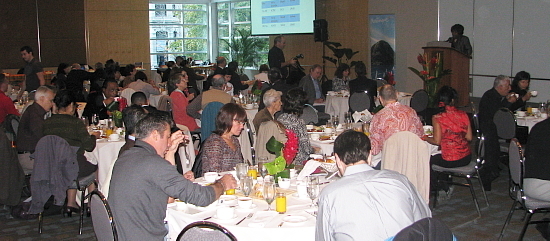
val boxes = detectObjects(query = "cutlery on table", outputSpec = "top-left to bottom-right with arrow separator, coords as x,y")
203,216 -> 212,220
235,213 -> 253,225
278,221 -> 284,227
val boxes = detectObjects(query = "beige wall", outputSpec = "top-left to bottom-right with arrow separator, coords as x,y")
369,0 -> 439,93
85,0 -> 150,70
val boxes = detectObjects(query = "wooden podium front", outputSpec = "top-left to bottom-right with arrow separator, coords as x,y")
422,46 -> 471,107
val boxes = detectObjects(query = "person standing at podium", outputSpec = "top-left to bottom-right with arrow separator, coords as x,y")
446,24 -> 472,57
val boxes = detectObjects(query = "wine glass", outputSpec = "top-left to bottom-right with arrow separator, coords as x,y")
306,176 -> 320,208
236,163 -> 248,181
91,114 -> 99,127
263,178 -> 276,211
241,176 -> 253,197
258,157 -> 269,178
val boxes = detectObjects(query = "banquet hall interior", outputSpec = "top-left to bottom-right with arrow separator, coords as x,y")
1,0 -> 550,240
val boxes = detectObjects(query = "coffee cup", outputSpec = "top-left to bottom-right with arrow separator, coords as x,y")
245,104 -> 254,109
237,197 -> 253,209
310,133 -> 320,140
204,172 -> 218,183
306,124 -> 314,130
297,183 -> 308,199
423,125 -> 433,136
531,90 -> 538,97
278,178 -> 291,189
109,133 -> 120,141
216,206 -> 235,219
541,113 -> 548,119
324,127 -> 333,134
532,108 -> 539,114
517,111 -> 526,117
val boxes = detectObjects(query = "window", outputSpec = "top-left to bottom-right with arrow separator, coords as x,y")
217,1 -> 269,68
149,3 -> 208,69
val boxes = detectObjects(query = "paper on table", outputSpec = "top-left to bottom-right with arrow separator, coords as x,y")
297,160 -> 321,181
352,110 -> 373,123
248,211 -> 277,228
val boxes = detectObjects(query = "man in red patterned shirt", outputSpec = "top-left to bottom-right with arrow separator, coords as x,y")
369,85 -> 423,168
0,74 -> 20,124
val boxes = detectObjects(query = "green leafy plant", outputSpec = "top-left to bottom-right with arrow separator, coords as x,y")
408,53 -> 452,107
322,41 -> 362,68
222,29 -> 267,72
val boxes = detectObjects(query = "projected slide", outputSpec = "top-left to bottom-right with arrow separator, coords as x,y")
251,0 -> 315,35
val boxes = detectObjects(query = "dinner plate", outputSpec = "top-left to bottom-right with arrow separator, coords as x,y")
213,214 -> 238,221
282,215 -> 308,224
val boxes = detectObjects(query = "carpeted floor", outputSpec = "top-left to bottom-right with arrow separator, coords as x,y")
0,166 -> 547,240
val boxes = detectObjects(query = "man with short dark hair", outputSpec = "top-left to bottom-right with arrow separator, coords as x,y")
83,79 -> 119,120
478,75 -> 517,190
186,74 -> 234,119
130,91 -> 157,113
369,85 -> 423,168
0,74 -> 20,124
19,46 -> 45,100
16,85 -> 55,174
299,64 -> 324,104
268,35 -> 296,78
109,112 -> 237,240
316,130 -> 431,241
118,105 -> 147,157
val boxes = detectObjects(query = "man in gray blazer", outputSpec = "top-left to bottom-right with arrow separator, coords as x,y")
299,64 -> 324,105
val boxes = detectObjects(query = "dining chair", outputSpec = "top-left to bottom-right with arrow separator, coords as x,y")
177,221 -> 237,241
76,178 -> 97,234
470,102 -> 481,138
431,135 -> 489,217
157,95 -> 173,112
381,131 -> 430,203
89,190 -> 118,241
493,107 -> 516,154
391,217 -> 455,240
348,91 -> 371,112
119,88 -> 135,107
300,104 -> 319,125
498,138 -> 550,241
410,89 -> 429,113
375,78 -> 387,88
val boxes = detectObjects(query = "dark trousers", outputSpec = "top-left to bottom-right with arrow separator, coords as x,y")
430,154 -> 471,191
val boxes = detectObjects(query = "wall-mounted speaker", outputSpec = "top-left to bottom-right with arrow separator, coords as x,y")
313,19 -> 328,42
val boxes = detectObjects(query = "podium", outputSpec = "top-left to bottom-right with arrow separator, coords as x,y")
422,46 -> 471,107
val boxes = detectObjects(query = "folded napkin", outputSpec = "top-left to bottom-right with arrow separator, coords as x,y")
297,160 -> 322,181
248,211 -> 277,228
352,110 -> 373,123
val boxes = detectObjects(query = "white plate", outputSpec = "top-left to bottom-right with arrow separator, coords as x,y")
283,215 -> 308,224
213,214 -> 238,221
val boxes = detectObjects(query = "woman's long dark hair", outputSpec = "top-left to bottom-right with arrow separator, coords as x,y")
436,85 -> 458,113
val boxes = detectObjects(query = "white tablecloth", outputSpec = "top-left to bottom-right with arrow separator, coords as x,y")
165,182 -> 316,241
310,135 -> 440,156
84,139 -> 125,197
516,116 -> 547,133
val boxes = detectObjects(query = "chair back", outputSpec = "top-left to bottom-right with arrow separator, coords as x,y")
90,190 -> 118,241
381,131 -> 430,203
157,95 -> 172,112
410,89 -> 429,113
3,114 -> 20,142
119,88 -> 135,107
375,78 -> 387,88
177,221 -> 237,241
474,135 -> 485,167
201,101 -> 224,143
508,138 -> 524,186
300,104 -> 318,125
349,91 -> 371,112
493,108 -> 516,139
392,217 -> 454,241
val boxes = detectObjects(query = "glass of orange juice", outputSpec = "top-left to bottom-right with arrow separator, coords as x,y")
247,166 -> 258,179
276,192 -> 286,214
225,189 -> 235,195
105,127 -> 113,137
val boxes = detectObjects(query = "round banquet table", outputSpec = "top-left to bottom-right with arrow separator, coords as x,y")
516,116 -> 547,133
84,138 -> 125,197
165,179 -> 316,241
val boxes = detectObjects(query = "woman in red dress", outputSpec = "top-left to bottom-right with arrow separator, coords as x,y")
169,71 -> 199,131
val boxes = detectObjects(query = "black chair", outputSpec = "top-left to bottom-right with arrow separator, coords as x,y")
299,104 -> 319,125
375,78 -> 387,88
76,178 -> 97,234
177,221 -> 237,241
348,91 -> 371,112
470,102 -> 481,138
410,89 -> 429,113
431,135 -> 489,217
89,190 -> 118,241
493,107 -> 516,154
498,138 -> 550,240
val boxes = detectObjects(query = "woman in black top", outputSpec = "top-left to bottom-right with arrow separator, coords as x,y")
509,71 -> 532,111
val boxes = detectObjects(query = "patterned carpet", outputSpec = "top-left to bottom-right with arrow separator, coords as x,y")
0,167 -> 547,240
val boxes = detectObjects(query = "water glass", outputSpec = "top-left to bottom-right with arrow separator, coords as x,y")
236,163 -> 248,181
258,157 -> 269,178
306,176 -> 320,207
241,176 -> 253,197
263,178 -> 276,211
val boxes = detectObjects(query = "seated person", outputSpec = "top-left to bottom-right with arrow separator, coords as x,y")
169,72 -> 199,132
17,85 -> 55,174
201,103 -> 246,173
127,71 -> 160,99
187,74 -> 234,119
83,79 -> 119,120
277,88 -> 312,164
0,74 -> 20,124
509,71 -> 532,111
332,63 -> 351,92
131,91 -> 157,113
348,62 -> 377,111
369,85 -> 423,168
423,86 -> 472,191
316,130 -> 431,241
43,90 -> 100,216
118,105 -> 147,157
524,117 -> 550,201
109,112 -> 237,240
253,89 -> 282,132
299,64 -> 324,105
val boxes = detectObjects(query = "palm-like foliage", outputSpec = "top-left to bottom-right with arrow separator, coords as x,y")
222,29 -> 267,72
322,41 -> 361,67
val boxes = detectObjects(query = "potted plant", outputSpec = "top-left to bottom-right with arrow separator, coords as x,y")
322,41 -> 362,68
222,29 -> 267,73
408,53 -> 452,107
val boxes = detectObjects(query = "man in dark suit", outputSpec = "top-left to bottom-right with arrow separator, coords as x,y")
299,64 -> 324,105
83,79 -> 119,120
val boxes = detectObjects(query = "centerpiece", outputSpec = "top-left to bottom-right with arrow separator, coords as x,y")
264,129 -> 299,180
408,53 -> 452,107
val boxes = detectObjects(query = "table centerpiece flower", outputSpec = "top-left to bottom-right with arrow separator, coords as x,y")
264,129 -> 299,180
408,53 -> 452,107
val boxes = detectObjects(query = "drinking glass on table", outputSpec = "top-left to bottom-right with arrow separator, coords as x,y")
236,163 -> 248,181
258,157 -> 269,178
241,176 -> 253,197
307,176 -> 320,208
80,116 -> 89,127
263,176 -> 276,211
91,114 -> 99,127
